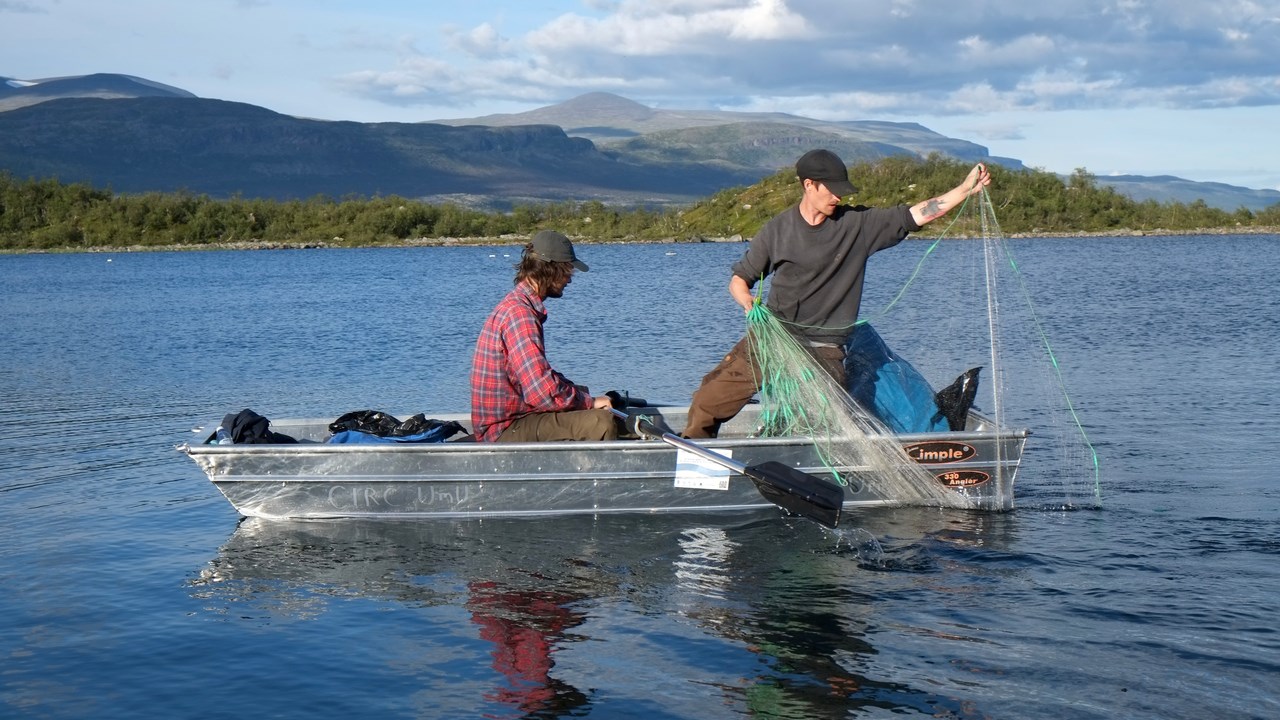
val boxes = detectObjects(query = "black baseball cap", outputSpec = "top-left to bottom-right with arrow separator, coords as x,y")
795,149 -> 858,197
529,230 -> 589,271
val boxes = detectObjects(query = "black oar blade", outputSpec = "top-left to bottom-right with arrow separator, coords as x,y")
744,461 -> 844,528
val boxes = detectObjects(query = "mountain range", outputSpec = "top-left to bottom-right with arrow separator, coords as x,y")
434,91 -> 1025,170
0,73 -> 195,111
3,73 -> 1277,212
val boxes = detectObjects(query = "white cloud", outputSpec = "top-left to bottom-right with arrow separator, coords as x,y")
958,33 -> 1058,67
446,23 -> 514,59
8,0 -> 1280,187
888,0 -> 916,19
526,0 -> 807,56
286,0 -> 1280,128
728,0 -> 809,39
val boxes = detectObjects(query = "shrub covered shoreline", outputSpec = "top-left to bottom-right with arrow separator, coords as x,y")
10,225 -> 1278,256
5,155 -> 1278,254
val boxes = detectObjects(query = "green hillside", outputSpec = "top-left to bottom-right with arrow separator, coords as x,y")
671,155 -> 1277,239
3,156 -> 1277,252
604,122 -> 910,172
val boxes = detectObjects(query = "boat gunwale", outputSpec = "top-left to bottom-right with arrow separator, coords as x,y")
178,425 -> 1029,456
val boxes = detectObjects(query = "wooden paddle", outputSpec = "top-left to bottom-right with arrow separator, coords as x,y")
609,408 -> 843,528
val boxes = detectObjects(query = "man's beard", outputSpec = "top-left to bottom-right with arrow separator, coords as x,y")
544,276 -> 571,298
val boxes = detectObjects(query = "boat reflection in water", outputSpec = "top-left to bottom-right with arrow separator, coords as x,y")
189,510 -> 1018,718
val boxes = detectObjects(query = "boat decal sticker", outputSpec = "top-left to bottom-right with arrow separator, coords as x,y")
903,440 -> 977,464
935,470 -> 990,488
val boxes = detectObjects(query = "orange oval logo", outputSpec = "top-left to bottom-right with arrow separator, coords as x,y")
935,470 -> 990,488
902,441 -> 976,464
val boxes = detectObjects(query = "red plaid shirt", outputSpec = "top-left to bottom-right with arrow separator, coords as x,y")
470,282 -> 591,441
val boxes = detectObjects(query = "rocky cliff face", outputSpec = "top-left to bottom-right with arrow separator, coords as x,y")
0,96 -> 754,203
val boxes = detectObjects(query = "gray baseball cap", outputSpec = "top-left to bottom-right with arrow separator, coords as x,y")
530,230 -> 589,271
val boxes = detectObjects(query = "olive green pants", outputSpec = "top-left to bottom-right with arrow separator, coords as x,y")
496,408 -> 619,442
681,336 -> 846,439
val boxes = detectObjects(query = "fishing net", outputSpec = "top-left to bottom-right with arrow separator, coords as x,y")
748,303 -> 972,508
749,188 -> 1101,510
960,191 -> 1101,509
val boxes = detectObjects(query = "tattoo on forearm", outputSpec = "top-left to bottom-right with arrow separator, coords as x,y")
921,198 -> 945,220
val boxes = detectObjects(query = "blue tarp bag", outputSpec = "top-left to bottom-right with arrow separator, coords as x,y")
844,324 -> 951,433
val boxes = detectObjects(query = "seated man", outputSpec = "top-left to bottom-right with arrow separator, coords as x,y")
470,230 -> 617,442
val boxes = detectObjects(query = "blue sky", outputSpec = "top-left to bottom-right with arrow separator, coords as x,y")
4,0 -> 1279,190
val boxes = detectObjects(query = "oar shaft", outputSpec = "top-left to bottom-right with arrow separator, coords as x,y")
608,408 -> 843,528
609,408 -> 747,474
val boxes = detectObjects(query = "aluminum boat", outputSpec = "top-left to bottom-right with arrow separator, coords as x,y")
178,404 -> 1027,521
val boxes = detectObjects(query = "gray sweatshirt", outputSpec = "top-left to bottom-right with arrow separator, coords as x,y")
731,204 -> 920,344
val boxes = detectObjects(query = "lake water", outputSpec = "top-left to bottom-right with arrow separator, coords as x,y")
1,236 -> 1277,719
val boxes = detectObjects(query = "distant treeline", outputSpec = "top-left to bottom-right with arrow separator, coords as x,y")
3,156 -> 1278,251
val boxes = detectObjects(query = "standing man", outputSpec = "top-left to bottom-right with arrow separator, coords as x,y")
681,149 -> 991,439
471,230 -> 617,442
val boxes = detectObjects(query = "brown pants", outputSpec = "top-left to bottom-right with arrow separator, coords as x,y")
497,408 -> 619,442
681,336 -> 847,439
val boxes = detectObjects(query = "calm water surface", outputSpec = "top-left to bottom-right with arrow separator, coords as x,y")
1,237 -> 1277,719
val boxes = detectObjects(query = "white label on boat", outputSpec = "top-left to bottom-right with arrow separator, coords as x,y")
674,449 -> 732,491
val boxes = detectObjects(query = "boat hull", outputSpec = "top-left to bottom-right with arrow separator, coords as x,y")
179,406 -> 1027,520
